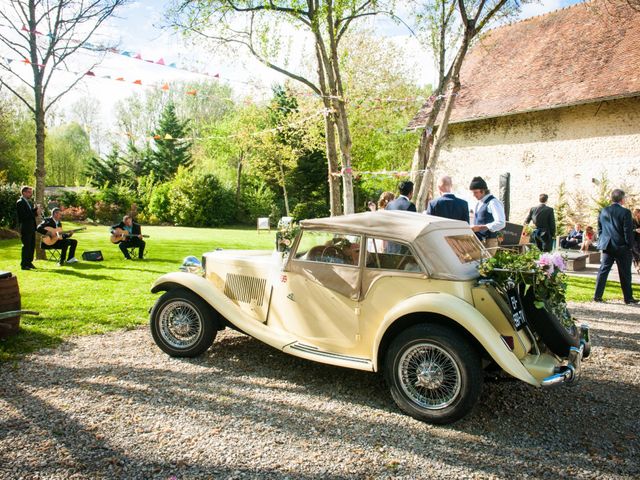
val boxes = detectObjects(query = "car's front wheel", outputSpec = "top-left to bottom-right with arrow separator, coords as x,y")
384,324 -> 483,424
150,289 -> 217,357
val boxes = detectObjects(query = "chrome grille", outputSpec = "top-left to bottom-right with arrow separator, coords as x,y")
224,273 -> 267,306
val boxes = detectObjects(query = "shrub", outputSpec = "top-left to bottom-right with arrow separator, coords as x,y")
77,190 -> 98,220
0,183 -> 19,228
291,198 -> 330,221
238,182 -> 277,224
60,206 -> 87,221
167,168 -> 235,227
147,182 -> 172,223
58,190 -> 79,208
94,201 -> 121,224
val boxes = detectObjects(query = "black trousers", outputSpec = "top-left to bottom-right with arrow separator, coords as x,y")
42,238 -> 77,263
20,228 -> 36,268
594,246 -> 633,302
119,237 -> 145,259
532,229 -> 552,252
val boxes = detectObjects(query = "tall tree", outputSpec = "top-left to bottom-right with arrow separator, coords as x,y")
168,0 -> 391,216
85,144 -> 125,188
410,0 -> 522,210
0,0 -> 126,255
150,102 -> 193,178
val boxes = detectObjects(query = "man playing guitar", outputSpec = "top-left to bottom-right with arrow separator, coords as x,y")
111,215 -> 146,260
36,208 -> 79,266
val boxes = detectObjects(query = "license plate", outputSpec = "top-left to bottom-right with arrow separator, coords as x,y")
506,287 -> 527,330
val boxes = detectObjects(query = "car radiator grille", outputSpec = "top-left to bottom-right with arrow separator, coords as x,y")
224,274 -> 267,306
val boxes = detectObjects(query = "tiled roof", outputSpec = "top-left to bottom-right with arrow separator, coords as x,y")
408,0 -> 640,129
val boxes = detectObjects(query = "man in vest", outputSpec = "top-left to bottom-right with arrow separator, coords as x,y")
469,176 -> 506,255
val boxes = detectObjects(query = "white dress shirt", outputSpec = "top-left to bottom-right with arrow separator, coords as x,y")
475,194 -> 506,232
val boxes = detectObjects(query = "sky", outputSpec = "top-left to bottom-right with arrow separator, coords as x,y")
0,0 -> 583,136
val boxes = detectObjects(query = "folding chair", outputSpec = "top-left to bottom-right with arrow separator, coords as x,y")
126,245 -> 139,259
44,247 -> 61,263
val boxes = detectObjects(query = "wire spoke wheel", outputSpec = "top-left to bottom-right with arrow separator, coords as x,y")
398,342 -> 461,409
159,300 -> 203,349
150,289 -> 217,357
385,324 -> 482,424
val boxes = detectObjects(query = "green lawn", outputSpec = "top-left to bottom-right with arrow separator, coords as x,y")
1,226 -> 637,361
0,224 -> 275,361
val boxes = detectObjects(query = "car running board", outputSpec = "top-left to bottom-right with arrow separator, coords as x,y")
285,342 -> 374,372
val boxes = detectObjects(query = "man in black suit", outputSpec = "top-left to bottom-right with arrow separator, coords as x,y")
385,181 -> 417,212
593,189 -> 638,304
37,208 -> 79,266
16,186 -> 40,270
523,193 -> 556,252
111,215 -> 145,259
425,175 -> 469,223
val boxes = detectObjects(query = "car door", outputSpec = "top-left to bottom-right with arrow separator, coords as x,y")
270,231 -> 361,353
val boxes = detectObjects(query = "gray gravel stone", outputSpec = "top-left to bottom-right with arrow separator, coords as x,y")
1,301 -> 638,479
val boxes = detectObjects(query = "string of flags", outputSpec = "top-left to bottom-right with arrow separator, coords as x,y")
330,168 -> 431,179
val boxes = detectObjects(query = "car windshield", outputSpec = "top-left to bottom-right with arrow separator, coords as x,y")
296,231 -> 362,266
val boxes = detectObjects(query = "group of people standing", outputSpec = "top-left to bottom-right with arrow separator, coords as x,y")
368,175 -> 506,252
368,178 -> 639,305
15,185 -> 146,270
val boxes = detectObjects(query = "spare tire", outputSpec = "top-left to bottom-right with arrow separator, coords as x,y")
521,287 -> 580,358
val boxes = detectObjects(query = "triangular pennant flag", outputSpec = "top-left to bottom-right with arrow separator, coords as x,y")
186,89 -> 197,95
6,58 -> 13,64
21,25 -> 29,32
133,79 -> 142,85
102,75 -> 111,79
85,70 -> 95,76
168,62 -> 177,68
153,134 -> 161,140
161,83 -> 169,91
164,133 -> 173,140
84,42 -> 94,49
156,58 -> 165,65
213,73 -> 220,78
145,59 -> 154,63
22,58 -> 31,64
121,51 -> 131,57
134,52 -> 142,60
116,77 -> 125,81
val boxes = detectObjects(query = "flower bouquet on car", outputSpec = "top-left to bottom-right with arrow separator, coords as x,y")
478,248 -> 584,357
275,220 -> 300,254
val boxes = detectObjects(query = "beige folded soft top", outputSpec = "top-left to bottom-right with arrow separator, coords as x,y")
301,211 -> 482,281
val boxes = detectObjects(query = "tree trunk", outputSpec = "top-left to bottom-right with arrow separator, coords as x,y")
279,160 -> 290,216
315,42 -> 341,216
324,110 -> 342,216
235,151 -> 243,207
34,95 -> 46,260
415,30 -> 472,212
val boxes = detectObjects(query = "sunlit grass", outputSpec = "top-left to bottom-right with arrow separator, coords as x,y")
0,223 -> 275,361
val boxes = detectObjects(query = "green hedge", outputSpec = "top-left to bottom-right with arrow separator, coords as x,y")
0,183 -> 19,228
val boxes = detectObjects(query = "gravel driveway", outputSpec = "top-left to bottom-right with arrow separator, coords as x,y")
1,301 -> 638,479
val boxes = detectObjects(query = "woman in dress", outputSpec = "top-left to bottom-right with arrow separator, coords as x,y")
580,225 -> 596,252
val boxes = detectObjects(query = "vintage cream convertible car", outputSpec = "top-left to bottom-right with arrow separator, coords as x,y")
149,211 -> 590,424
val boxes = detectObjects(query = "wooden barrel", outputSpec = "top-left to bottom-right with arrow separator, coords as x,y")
0,273 -> 21,338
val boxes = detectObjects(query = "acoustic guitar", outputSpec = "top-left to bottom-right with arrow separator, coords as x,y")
110,227 -> 150,244
41,227 -> 86,246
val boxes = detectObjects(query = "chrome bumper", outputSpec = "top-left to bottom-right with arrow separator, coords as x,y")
541,324 -> 590,387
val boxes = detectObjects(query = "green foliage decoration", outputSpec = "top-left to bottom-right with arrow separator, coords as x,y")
478,247 -> 574,328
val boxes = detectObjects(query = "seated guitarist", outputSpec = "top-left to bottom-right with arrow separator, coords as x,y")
36,208 -> 79,266
111,215 -> 145,260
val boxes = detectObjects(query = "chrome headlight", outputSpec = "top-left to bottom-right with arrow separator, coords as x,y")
180,255 -> 203,275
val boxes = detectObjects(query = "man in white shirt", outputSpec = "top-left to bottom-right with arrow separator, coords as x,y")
469,176 -> 506,255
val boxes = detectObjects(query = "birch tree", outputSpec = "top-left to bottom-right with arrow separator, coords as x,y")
410,0 -> 522,210
168,0 -> 392,215
0,0 -> 127,245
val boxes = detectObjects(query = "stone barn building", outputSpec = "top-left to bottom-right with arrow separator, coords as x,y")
409,0 -> 640,228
